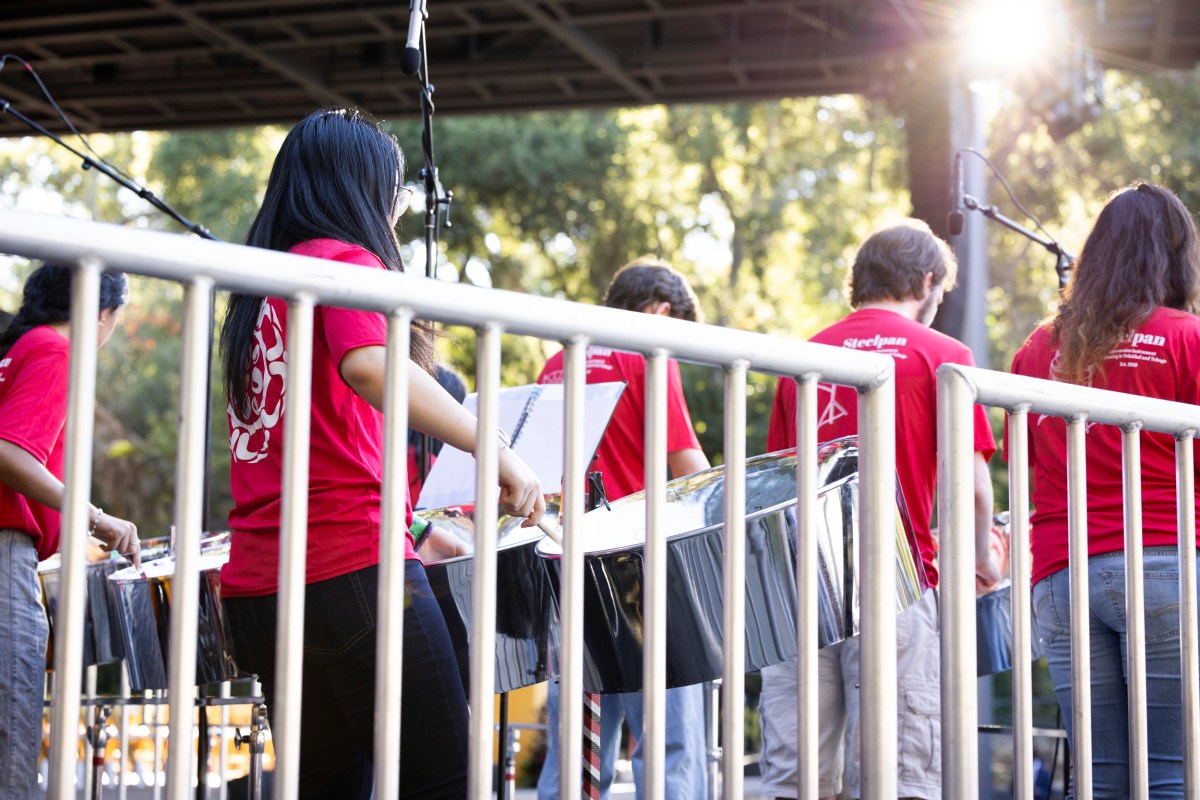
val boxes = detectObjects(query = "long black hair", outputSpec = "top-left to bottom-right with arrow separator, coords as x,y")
220,107 -> 437,420
0,262 -> 129,357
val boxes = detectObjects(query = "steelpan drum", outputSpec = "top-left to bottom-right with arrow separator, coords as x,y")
536,436 -> 928,693
106,534 -> 240,692
37,536 -> 173,669
419,501 -> 560,694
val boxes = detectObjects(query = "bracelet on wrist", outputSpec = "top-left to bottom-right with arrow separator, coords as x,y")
89,507 -> 104,536
409,516 -> 431,548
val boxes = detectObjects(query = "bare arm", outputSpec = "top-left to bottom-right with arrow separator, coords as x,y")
668,447 -> 709,480
974,452 -> 1001,590
340,345 -> 546,526
0,439 -> 140,565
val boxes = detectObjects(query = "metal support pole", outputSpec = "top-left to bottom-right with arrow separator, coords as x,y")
118,667 -> 131,800
643,350 -> 669,800
858,372 -> 897,800
168,278 -> 214,799
467,324 -> 503,798
1066,417 -> 1092,798
273,295 -> 316,800
558,337 -> 589,800
794,374 -> 820,800
1007,409 -> 1034,800
1177,434 -> 1200,798
939,366 -> 979,799
48,257 -> 102,798
721,361 -> 748,800
374,311 -> 412,798
1122,426 -> 1149,800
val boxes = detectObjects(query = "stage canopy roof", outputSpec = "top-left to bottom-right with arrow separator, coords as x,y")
1,0 -> 1198,136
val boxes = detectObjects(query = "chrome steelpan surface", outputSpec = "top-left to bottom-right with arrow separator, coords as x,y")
419,501 -> 558,694
37,536 -> 173,669
537,437 -> 928,693
106,534 -> 240,692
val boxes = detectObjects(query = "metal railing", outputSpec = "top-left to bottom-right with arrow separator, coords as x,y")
1,209 -> 900,800
939,363 -> 1200,800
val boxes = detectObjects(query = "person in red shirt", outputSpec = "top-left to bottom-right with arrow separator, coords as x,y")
1010,182 -> 1200,797
758,220 -> 999,800
0,263 -> 139,799
218,108 -> 544,799
536,258 -> 710,800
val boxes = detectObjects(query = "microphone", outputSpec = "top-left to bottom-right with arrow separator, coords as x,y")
947,151 -> 965,237
401,0 -> 427,76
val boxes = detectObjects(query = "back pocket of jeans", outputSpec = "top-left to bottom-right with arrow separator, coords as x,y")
303,571 -> 376,655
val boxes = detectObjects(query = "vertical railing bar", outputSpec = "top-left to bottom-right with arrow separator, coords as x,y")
1066,417 -> 1093,799
1177,433 -> 1200,798
643,349 -> 669,800
273,294 -> 316,800
166,277 -> 214,799
857,373 -> 897,800
720,361 -> 748,800
1122,426 -> 1149,800
1008,409 -> 1034,800
218,681 -> 231,800
558,337 -> 589,800
467,324 -> 502,798
374,310 -> 413,798
795,374 -> 820,800
937,367 -> 979,800
48,256 -> 102,798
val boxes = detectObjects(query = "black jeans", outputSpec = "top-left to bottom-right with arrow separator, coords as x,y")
225,560 -> 469,799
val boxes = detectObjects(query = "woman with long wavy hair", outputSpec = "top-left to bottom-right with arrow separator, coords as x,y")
219,108 -> 544,798
1010,182 -> 1200,797
0,263 -> 139,799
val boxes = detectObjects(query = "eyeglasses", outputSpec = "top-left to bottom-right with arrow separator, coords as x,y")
395,185 -> 417,217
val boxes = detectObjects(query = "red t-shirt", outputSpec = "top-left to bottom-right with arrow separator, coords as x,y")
222,239 -> 416,598
0,326 -> 69,560
767,308 -> 996,587
538,346 -> 701,501
1008,308 -> 1200,585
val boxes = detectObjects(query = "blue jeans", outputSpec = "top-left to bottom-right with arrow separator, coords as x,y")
537,681 -> 708,800
225,560 -> 468,799
0,529 -> 48,800
1034,548 -> 1196,799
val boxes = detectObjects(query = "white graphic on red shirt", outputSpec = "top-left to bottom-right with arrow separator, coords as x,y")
229,302 -> 288,464
1037,349 -> 1096,432
818,383 -> 848,429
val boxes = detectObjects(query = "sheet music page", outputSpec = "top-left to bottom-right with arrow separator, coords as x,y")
415,381 -> 625,510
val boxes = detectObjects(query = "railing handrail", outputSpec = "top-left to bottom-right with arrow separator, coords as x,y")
0,209 -> 894,389
941,362 -> 1200,435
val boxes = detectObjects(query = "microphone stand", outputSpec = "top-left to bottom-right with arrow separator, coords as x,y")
0,98 -> 215,241
407,5 -> 453,489
962,193 -> 1075,290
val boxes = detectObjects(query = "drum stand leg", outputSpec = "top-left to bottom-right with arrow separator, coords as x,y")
705,680 -> 720,800
87,700 -> 112,800
218,682 -> 231,800
118,667 -> 130,800
82,665 -> 98,799
497,692 -> 511,800
197,690 -> 209,800
235,701 -> 268,800
152,690 -> 166,800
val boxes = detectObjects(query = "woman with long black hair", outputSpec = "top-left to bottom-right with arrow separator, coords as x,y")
219,107 -> 545,798
0,263 -> 138,799
1011,182 -> 1200,797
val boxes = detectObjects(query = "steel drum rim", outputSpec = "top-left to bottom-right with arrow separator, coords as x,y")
535,470 -> 856,560
420,503 -> 561,567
